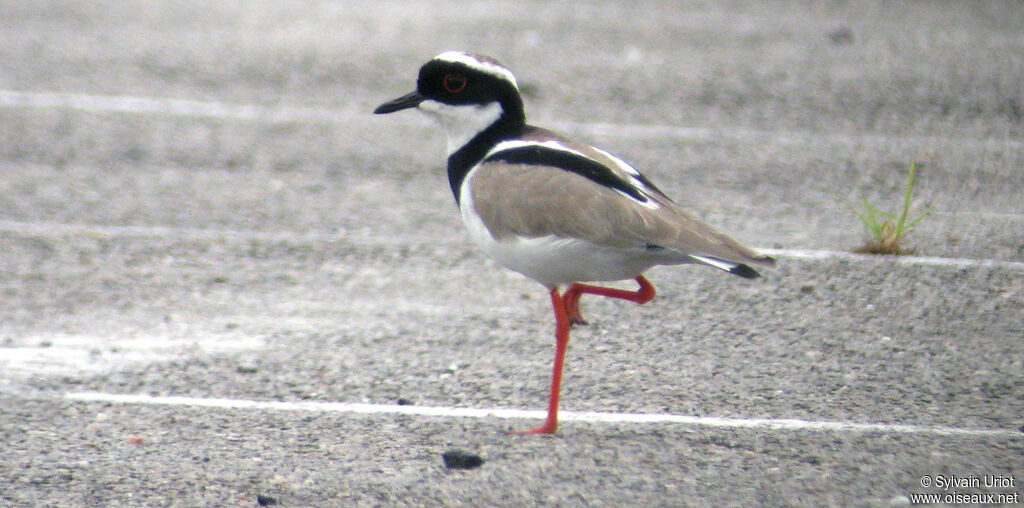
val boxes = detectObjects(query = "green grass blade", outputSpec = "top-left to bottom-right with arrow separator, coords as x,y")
903,204 -> 934,230
897,160 -> 918,232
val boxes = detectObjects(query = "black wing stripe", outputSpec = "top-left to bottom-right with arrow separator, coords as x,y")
484,146 -> 649,203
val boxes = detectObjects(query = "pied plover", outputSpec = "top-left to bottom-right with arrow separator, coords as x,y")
375,51 -> 775,434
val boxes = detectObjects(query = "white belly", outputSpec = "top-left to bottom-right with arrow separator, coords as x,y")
459,184 -> 656,287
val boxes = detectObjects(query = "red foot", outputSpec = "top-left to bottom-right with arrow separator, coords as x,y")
563,289 -> 588,326
507,419 -> 559,435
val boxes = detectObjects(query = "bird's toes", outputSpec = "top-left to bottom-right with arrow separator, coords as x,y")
569,315 -> 589,327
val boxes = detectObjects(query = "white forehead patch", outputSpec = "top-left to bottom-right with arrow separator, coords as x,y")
434,51 -> 519,90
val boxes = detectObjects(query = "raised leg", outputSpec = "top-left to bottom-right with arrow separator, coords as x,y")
510,287 -> 571,435
563,275 -> 656,326
511,276 -> 657,435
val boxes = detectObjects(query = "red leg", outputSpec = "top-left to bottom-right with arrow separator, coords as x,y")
562,275 -> 656,325
510,276 -> 657,435
510,287 -> 571,435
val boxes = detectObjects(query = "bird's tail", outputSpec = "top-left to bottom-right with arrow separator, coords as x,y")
688,254 -> 775,279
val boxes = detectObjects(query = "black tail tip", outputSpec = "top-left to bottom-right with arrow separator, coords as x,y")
730,264 -> 761,279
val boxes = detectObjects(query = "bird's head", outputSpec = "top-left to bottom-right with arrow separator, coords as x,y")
374,51 -> 526,154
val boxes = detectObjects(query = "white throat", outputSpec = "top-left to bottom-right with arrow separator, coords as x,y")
418,100 -> 504,155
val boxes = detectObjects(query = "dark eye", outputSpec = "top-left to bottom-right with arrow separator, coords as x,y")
443,73 -> 467,93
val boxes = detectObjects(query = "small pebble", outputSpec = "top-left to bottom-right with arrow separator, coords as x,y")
257,493 -> 278,506
442,449 -> 484,470
397,398 -> 412,406
889,495 -> 910,507
828,27 -> 855,45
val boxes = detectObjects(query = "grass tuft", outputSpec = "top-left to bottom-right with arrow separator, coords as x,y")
850,159 -> 933,255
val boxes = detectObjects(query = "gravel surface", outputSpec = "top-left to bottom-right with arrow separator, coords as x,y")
1,1 -> 1022,506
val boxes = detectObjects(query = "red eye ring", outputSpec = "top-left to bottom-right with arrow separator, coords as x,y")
443,73 -> 467,93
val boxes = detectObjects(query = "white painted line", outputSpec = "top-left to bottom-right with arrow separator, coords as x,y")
3,220 -> 1022,271
547,119 -> 1024,149
65,392 -> 1022,438
1,334 -> 263,378
3,88 -> 1022,149
758,248 -> 1024,270
0,219 -> 343,244
928,210 -> 1024,220
0,89 -> 353,124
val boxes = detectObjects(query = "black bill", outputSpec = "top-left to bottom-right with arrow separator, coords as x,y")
373,91 -> 424,114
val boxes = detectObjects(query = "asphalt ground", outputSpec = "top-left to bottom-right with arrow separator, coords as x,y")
1,1 -> 1022,506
